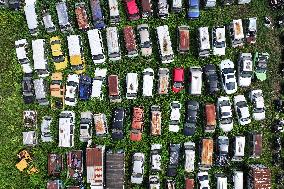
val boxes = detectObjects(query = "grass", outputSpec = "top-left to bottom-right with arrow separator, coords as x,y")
0,0 -> 283,188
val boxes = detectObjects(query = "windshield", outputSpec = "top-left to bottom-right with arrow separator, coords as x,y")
222,68 -> 234,74
221,117 -> 232,124
226,82 -> 235,90
236,101 -> 247,108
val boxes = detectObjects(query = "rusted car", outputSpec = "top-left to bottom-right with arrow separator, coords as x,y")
141,0 -> 153,18
250,132 -> 262,158
94,113 -> 108,136
48,153 -> 63,177
23,110 -> 37,128
178,25 -> 190,54
67,150 -> 83,181
185,178 -> 194,189
158,68 -> 169,94
50,72 -> 65,109
205,104 -> 216,132
151,106 -> 162,136
199,138 -> 213,170
47,180 -> 64,189
75,2 -> 90,31
123,26 -> 138,57
108,75 -> 121,102
130,107 -> 144,141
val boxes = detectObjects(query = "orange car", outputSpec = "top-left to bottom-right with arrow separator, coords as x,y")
130,107 -> 144,141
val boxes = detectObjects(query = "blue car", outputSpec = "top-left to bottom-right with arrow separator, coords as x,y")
188,0 -> 200,19
79,75 -> 92,100
90,0 -> 106,29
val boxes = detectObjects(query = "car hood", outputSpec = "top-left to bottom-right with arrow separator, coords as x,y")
213,47 -> 225,56
253,112 -> 265,121
219,123 -> 233,132
239,76 -> 251,87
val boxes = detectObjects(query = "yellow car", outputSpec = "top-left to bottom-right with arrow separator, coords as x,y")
50,36 -> 68,71
70,54 -> 85,74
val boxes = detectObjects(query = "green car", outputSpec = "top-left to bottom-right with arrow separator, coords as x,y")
253,52 -> 269,81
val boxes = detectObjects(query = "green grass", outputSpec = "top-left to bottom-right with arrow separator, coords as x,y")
0,0 -> 283,188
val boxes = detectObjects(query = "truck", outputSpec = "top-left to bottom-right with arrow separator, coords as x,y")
230,19 -> 244,48
15,39 -> 33,74
130,107 -> 144,141
67,35 -> 85,74
58,111 -> 75,147
150,106 -> 162,136
32,39 -> 49,78
199,138 -> 213,170
108,75 -> 121,102
56,1 -> 72,32
157,25 -> 174,63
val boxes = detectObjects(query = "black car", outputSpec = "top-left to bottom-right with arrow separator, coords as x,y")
270,0 -> 284,9
216,136 -> 229,166
222,0 -> 234,5
184,100 -> 199,136
272,152 -> 282,166
111,108 -> 125,140
273,120 -> 284,133
8,0 -> 20,10
204,64 -> 219,94
79,75 -> 92,100
275,99 -> 284,113
22,74 -> 35,104
167,144 -> 180,177
273,137 -> 282,153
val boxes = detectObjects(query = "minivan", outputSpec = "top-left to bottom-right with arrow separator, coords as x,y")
106,27 -> 121,61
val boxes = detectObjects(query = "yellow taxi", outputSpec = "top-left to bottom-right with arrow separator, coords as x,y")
50,36 -> 68,71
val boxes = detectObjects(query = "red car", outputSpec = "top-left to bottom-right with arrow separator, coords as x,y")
185,178 -> 194,189
124,0 -> 140,21
172,68 -> 184,93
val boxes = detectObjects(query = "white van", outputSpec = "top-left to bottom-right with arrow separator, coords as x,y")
56,1 -> 72,32
126,73 -> 138,99
198,27 -> 211,57
233,171 -> 243,189
24,2 -> 38,36
15,39 -> 33,74
91,68 -> 107,99
108,0 -> 120,24
58,111 -> 75,147
216,175 -> 227,189
87,29 -> 105,64
157,25 -> 174,63
42,9 -> 56,33
32,39 -> 49,78
142,68 -> 154,97
230,19 -> 244,48
106,27 -> 121,61
189,67 -> 202,95
232,136 -> 245,161
33,78 -> 49,106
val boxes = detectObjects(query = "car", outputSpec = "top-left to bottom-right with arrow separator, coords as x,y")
166,180 -> 176,189
50,36 -> 68,71
203,64 -> 219,94
91,68 -> 107,99
157,25 -> 174,63
94,113 -> 108,136
111,108 -> 125,140
65,74 -> 79,106
42,9 -> 56,33
189,67 -> 202,95
250,90 -> 265,120
150,144 -> 162,171
131,153 -> 145,184
198,27 -> 211,57
58,111 -> 75,147
229,19 -> 244,48
141,0 -> 153,18
108,75 -> 121,102
188,0 -> 200,19
184,100 -> 199,136
108,0 -> 120,24
34,78 -> 49,106
67,150 -> 83,181
172,0 -> 182,13
67,35 -> 85,74
238,53 -> 253,87
87,29 -> 106,64
56,1 -> 72,32
124,0 -> 140,21
79,75 -> 92,100
15,39 -> 33,74
167,144 -> 180,177
158,0 -> 169,19
32,39 -> 49,78
199,138 -> 213,170
232,136 -> 245,161
275,99 -> 284,113
50,72 -> 65,109
216,136 -> 229,166
184,142 -> 195,173
223,0 -> 234,5
48,153 -> 63,176
198,171 -> 210,189
126,73 -> 138,99
254,52 -> 269,81
272,136 -> 282,153
90,0 -> 106,29
123,26 -> 138,57
106,27 -> 121,61
47,180 -> 64,189
75,2 -> 90,31
234,95 -> 251,125
22,131 -> 37,146
185,178 -> 195,189
137,24 -> 152,57
273,120 -> 284,133
150,106 -> 162,136
216,174 -> 227,189
217,96 -> 233,132
8,0 -> 20,10
172,68 -> 184,93
205,0 -> 216,7
169,101 -> 181,132
205,104 -> 216,132
130,107 -> 144,141
24,1 -> 38,36
158,68 -> 170,94
79,111 -> 93,142
238,0 -> 251,4
22,74 -> 35,104
23,110 -> 37,128
212,26 -> 226,56
149,175 -> 160,189
142,68 -> 154,97
245,17 -> 257,44
233,171 -> 244,189
41,116 -> 52,142
220,59 -> 237,94
270,0 -> 284,9
178,25 -> 190,54
249,132 -> 262,158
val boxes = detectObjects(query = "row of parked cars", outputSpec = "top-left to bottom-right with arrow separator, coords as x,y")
23,0 -> 253,36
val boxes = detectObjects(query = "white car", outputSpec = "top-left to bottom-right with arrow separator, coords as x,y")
212,26 -> 226,56
131,153 -> 145,184
137,24 -> 152,57
198,171 -> 210,189
65,74 -> 79,106
220,59 -> 237,94
216,175 -> 228,189
250,90 -> 265,120
189,67 -> 202,95
184,142 -> 195,173
126,73 -> 138,99
41,116 -> 53,142
233,171 -> 243,189
238,53 -> 253,87
151,144 -> 162,171
91,68 -> 107,99
80,111 -> 93,142
149,175 -> 160,189
217,96 -> 234,132
169,101 -> 181,132
15,39 -> 33,74
58,111 -> 75,147
232,136 -> 245,161
142,68 -> 154,97
234,95 -> 251,125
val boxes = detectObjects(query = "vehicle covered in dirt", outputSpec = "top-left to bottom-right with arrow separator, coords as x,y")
108,75 -> 121,102
48,153 -> 63,177
130,107 -> 144,141
79,111 -> 93,142
205,104 -> 216,132
199,138 -> 213,170
94,113 -> 108,136
67,150 -> 83,181
158,68 -> 169,94
111,108 -> 125,140
167,144 -> 181,177
151,106 -> 162,136
75,2 -> 90,31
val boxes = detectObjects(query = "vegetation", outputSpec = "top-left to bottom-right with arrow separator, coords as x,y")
0,0 -> 283,188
